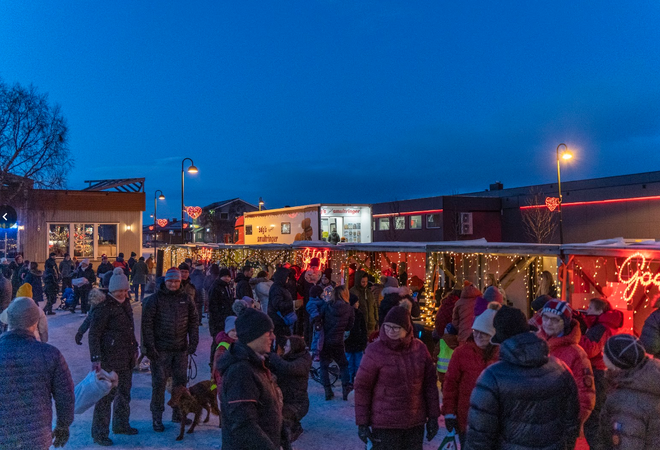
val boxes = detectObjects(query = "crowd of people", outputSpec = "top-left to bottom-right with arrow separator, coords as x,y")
2,253 -> 660,449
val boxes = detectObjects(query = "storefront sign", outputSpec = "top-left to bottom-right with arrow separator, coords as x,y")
618,252 -> 660,304
321,207 -> 362,216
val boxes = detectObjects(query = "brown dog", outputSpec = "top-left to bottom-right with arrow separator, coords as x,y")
167,380 -> 221,441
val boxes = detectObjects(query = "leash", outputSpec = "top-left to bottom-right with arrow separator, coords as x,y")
187,353 -> 198,382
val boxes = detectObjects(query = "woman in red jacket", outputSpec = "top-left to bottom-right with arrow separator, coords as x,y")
354,306 -> 440,450
537,299 -> 595,425
442,303 -> 500,446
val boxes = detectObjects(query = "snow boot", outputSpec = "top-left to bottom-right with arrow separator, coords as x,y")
324,386 -> 334,401
342,383 -> 353,401
152,415 -> 165,432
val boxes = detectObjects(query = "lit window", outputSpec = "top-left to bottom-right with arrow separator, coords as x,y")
410,215 -> 422,230
246,225 -> 253,235
427,214 -> 441,229
395,217 -> 405,230
74,224 -> 94,257
98,225 -> 118,257
281,222 -> 291,234
48,224 -> 70,257
379,218 -> 390,231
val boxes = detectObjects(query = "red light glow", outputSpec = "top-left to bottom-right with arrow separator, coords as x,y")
521,195 -> 660,210
373,209 -> 443,218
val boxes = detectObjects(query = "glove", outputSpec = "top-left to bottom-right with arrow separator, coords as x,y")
52,427 -> 69,448
444,415 -> 458,433
358,425 -> 371,444
75,332 -> 83,345
187,345 -> 197,355
426,417 -> 439,441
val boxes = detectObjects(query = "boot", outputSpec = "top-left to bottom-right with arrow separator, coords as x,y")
342,383 -> 353,401
324,386 -> 334,401
152,415 -> 165,432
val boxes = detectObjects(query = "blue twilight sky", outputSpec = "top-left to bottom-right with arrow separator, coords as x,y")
2,1 -> 660,220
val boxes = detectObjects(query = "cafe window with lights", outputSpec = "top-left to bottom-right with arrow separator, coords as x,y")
48,224 -> 70,257
48,223 -> 118,258
410,215 -> 422,230
379,218 -> 390,231
427,213 -> 441,229
395,216 -> 405,230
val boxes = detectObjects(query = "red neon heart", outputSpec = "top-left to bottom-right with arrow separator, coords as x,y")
545,197 -> 560,212
157,219 -> 168,227
186,206 -> 203,220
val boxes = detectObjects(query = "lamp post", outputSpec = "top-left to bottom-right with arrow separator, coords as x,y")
153,190 -> 165,250
181,158 -> 198,244
556,143 -> 573,245
259,197 -> 264,211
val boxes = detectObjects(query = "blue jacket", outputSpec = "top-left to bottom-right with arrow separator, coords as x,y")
0,330 -> 74,450
305,296 -> 325,320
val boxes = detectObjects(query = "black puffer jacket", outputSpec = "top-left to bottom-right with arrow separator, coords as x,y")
269,350 -> 313,421
218,341 -> 282,450
345,307 -> 368,353
208,278 -> 234,337
234,273 -> 253,300
268,268 -> 294,332
640,308 -> 660,358
466,332 -> 580,450
88,294 -> 137,371
321,298 -> 355,346
142,283 -> 199,354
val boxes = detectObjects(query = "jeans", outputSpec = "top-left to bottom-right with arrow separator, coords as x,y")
345,351 -> 363,384
150,351 -> 188,417
92,368 -> 133,439
584,369 -> 607,450
370,425 -> 425,450
132,283 -> 145,301
311,330 -> 320,355
320,343 -> 349,388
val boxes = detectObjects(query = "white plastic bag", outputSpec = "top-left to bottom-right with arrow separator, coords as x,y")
74,369 -> 118,414
71,277 -> 89,287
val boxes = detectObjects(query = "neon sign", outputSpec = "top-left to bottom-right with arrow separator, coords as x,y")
186,206 -> 202,219
618,252 -> 660,304
545,197 -> 560,212
302,248 -> 329,271
157,219 -> 168,228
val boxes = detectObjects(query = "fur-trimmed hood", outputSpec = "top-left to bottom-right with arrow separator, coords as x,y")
382,286 -> 411,297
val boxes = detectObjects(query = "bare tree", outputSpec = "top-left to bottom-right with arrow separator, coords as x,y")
521,187 -> 557,243
0,79 -> 72,203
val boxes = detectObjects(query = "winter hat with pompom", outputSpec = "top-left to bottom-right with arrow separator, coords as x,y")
472,302 -> 502,337
109,267 -> 130,292
383,306 -> 412,331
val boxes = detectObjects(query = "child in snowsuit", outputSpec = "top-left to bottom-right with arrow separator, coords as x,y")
306,285 -> 326,361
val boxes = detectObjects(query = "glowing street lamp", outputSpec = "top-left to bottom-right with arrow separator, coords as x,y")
181,158 -> 198,243
259,197 -> 265,211
556,143 -> 573,245
153,190 -> 165,250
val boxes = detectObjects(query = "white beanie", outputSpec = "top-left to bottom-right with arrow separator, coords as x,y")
472,308 -> 498,337
109,267 -> 130,292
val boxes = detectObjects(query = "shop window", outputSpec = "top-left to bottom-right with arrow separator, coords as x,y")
410,215 -> 422,230
395,216 -> 405,230
281,222 -> 291,234
372,220 -> 375,231
379,218 -> 390,231
427,213 -> 441,229
74,224 -> 94,257
246,225 -> 253,235
97,224 -> 118,257
48,224 -> 70,257
220,212 -> 228,220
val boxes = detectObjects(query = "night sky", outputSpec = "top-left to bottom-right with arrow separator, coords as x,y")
2,1 -> 660,221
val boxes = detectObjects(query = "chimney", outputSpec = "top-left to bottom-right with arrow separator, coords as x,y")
489,181 -> 503,191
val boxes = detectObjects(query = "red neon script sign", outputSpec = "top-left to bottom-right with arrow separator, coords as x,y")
302,248 -> 329,271
618,252 -> 660,304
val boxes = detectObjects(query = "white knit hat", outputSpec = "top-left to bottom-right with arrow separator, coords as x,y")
472,308 -> 498,337
108,267 -> 130,292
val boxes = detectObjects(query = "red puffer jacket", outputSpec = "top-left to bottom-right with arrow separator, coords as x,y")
579,310 -> 623,371
451,285 -> 482,343
538,320 -> 595,423
354,327 -> 440,429
441,340 -> 499,433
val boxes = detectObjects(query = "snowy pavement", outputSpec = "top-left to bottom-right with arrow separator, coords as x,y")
48,301 -> 447,449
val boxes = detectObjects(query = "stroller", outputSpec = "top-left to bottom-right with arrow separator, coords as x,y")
59,287 -> 75,310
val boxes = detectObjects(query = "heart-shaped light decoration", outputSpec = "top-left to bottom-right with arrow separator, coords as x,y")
148,225 -> 154,231
157,219 -> 168,228
545,197 -> 560,212
186,206 -> 203,220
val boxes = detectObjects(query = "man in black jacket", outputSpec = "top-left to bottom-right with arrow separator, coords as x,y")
88,268 -> 138,446
234,264 -> 254,299
142,267 -> 199,432
466,306 -> 580,450
96,254 -> 113,287
268,266 -> 295,351
208,268 -> 234,365
218,308 -> 281,450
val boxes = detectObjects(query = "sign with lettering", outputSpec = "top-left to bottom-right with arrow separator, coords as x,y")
618,252 -> 660,304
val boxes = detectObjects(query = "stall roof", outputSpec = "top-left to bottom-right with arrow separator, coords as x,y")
561,238 -> 660,257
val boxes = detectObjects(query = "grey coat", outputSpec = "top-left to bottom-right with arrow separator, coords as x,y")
131,260 -> 149,285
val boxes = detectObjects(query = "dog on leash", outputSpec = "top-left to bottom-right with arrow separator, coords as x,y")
167,380 -> 221,441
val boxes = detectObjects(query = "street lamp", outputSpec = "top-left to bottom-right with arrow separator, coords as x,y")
556,143 -> 573,245
259,197 -> 265,211
153,190 -> 165,250
181,158 -> 198,244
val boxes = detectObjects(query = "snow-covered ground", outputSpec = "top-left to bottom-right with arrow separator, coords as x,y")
48,301 -> 448,449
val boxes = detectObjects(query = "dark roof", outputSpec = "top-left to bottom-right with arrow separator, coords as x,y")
83,178 -> 145,193
203,198 -> 258,211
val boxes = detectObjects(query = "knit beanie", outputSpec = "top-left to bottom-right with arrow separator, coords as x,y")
310,257 -> 320,268
472,304 -> 500,337
384,277 -> 399,288
309,285 -> 324,299
604,334 -> 647,370
16,283 -> 33,299
178,262 -> 190,271
165,267 -> 181,281
483,286 -> 503,304
109,267 -> 130,292
219,268 -> 231,278
491,305 -> 530,344
383,306 -> 412,331
7,297 -> 40,330
541,299 -> 572,328
235,308 -> 273,344
225,316 -> 237,333
349,292 -> 359,306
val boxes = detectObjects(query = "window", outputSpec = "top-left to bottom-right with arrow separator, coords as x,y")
410,215 -> 422,230
281,222 -> 291,234
220,212 -> 229,220
245,225 -> 253,235
49,224 -> 70,257
73,224 -> 94,257
372,220 -> 375,231
427,213 -> 441,229
97,225 -> 118,257
395,216 -> 405,230
379,218 -> 390,231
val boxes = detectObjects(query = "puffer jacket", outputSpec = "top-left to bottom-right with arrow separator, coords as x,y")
234,272 -> 253,300
599,358 -> 660,450
451,284 -> 482,343
0,330 -> 74,450
218,341 -> 282,450
208,278 -> 234,337
538,320 -> 595,423
378,286 -> 410,326
351,277 -> 379,333
212,331 -> 236,390
268,267 -> 294,335
434,293 -> 459,339
253,278 -> 273,311
24,269 -> 44,302
321,297 -> 355,346
89,294 -> 138,371
142,283 -> 199,353
269,350 -> 313,421
579,309 -> 623,371
466,332 -> 580,450
640,308 -> 660,358
354,326 -> 440,429
344,307 -> 368,353
442,340 -> 499,433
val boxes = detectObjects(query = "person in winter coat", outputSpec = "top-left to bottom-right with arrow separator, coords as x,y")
42,265 -> 59,315
320,268 -> 336,289
113,253 -> 130,278
599,334 -> 660,450
350,270 -> 379,334
88,268 -> 139,446
75,288 -> 107,345
537,299 -> 595,424
319,285 -> 355,401
208,268 -> 234,365
345,293 -> 368,385
234,265 -> 254,300
0,298 -> 74,450
578,298 -> 623,448
451,282 -> 483,343
1,283 -> 49,341
178,262 -> 196,306
23,261 -> 44,303
189,263 -> 206,324
141,267 -> 199,431
269,335 -> 313,449
378,277 -> 411,327
203,263 -> 220,315
127,252 -> 137,273
473,285 -> 504,317
218,308 -> 282,450
252,270 -> 273,313
212,316 -> 237,396
268,266 -> 295,350
71,259 -> 96,313
442,303 -> 500,446
466,305 -> 581,450
306,285 -> 326,360
59,253 -> 75,292
433,287 -> 461,341
9,254 -> 24,297
45,252 -> 60,279
640,294 -> 660,358
355,306 -> 440,450
296,258 -> 322,343
96,254 -> 114,287
130,256 -> 149,302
